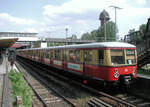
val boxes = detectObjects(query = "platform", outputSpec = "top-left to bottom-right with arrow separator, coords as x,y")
0,54 -> 6,107
0,54 -> 6,75
138,74 -> 150,80
0,54 -> 12,107
0,74 -> 4,107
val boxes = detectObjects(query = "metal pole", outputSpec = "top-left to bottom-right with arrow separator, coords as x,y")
65,28 -> 68,45
109,6 -> 122,40
104,17 -> 106,42
115,8 -> 117,39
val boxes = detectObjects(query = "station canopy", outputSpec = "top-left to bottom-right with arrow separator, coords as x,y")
0,38 -> 18,49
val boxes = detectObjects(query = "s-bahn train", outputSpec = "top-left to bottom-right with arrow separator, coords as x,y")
16,42 -> 137,86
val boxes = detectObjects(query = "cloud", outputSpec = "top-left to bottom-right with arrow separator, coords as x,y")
24,28 -> 38,33
0,13 -> 37,25
0,0 -> 149,39
0,13 -> 40,33
137,0 -> 146,5
42,0 -> 150,38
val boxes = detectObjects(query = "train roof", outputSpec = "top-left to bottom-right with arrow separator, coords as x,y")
18,42 -> 136,51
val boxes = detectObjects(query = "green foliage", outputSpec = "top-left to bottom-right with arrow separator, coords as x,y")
97,21 -> 116,42
138,68 -> 150,76
129,29 -> 142,42
70,34 -> 77,39
128,29 -> 136,34
90,30 -> 97,40
9,70 -> 33,107
81,32 -> 91,40
127,24 -> 146,44
47,42 -> 65,47
80,21 -> 117,42
139,24 -> 146,33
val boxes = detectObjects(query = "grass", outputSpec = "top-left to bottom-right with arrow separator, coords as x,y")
9,70 -> 33,107
138,68 -> 150,76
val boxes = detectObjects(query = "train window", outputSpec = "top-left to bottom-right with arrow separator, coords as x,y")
69,50 -> 74,62
40,50 -> 44,57
126,50 -> 135,56
99,50 -> 104,65
30,51 -> 32,55
58,50 -> 61,59
61,50 -> 67,61
37,50 -> 39,56
75,50 -> 80,62
84,50 -> 92,64
69,50 -> 80,62
36,50 -> 38,56
34,50 -> 36,56
111,50 -> 125,64
54,50 -> 61,60
29,50 -> 31,55
63,50 -> 67,61
44,50 -> 46,58
50,50 -> 53,59
45,50 -> 50,58
126,50 -> 136,64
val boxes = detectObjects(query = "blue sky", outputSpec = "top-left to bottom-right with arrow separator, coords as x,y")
0,0 -> 150,39
0,0 -> 69,19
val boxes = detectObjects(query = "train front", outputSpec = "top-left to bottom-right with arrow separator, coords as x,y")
105,47 -> 137,86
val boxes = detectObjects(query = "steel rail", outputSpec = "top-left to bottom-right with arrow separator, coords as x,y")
15,61 -> 48,107
16,58 -> 77,107
17,57 -> 137,107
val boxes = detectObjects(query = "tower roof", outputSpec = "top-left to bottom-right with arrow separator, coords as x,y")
99,9 -> 110,20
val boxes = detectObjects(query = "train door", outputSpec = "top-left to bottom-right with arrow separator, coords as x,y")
40,49 -> 44,62
33,50 -> 35,60
61,49 -> 66,69
35,50 -> 39,61
50,50 -> 53,64
48,49 -> 51,64
83,50 -> 93,76
37,50 -> 39,61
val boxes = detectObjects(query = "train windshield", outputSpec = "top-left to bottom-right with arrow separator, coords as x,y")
111,49 -> 136,65
111,50 -> 125,65
126,49 -> 136,64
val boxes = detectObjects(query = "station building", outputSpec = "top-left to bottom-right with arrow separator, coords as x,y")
0,32 -> 39,48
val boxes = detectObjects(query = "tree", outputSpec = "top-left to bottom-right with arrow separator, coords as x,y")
80,21 -> 117,42
139,24 -> 146,33
90,30 -> 97,40
127,24 -> 146,44
96,21 -> 117,42
68,34 -> 77,39
81,32 -> 91,40
128,29 -> 135,34
71,34 -> 77,39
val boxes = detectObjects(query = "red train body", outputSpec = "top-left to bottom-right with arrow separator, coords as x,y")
17,42 -> 137,85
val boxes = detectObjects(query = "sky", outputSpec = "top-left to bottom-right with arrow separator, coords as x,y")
0,0 -> 150,39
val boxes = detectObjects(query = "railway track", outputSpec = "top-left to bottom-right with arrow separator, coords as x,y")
114,91 -> 150,107
118,94 -> 150,107
0,74 -> 5,107
1,59 -> 12,107
16,60 -> 76,107
16,57 -> 150,107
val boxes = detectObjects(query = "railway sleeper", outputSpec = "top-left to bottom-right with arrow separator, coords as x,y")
138,102 -> 150,107
129,99 -> 143,103
88,98 -> 113,107
121,96 -> 135,100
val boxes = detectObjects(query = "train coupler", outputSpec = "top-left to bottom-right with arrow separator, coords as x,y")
120,76 -> 132,85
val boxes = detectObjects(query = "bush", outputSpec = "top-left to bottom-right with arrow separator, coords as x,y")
138,68 -> 150,75
9,70 -> 33,107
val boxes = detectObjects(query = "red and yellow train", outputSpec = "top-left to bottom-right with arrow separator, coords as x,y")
17,42 -> 137,86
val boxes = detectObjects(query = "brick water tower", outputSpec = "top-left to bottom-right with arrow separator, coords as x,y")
99,9 -> 110,26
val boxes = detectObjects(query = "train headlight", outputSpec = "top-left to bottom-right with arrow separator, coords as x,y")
133,67 -> 136,76
114,69 -> 119,78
